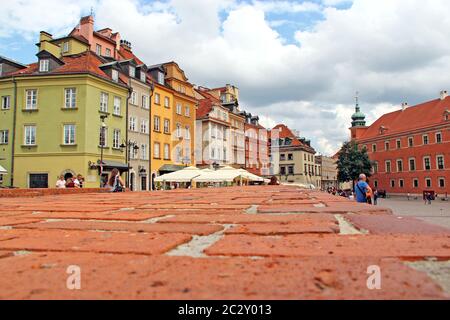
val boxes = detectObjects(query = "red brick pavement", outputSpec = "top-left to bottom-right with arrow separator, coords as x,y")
0,185 -> 449,300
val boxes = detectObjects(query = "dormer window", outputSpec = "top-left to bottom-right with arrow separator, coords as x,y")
129,66 -> 136,78
105,48 -> 111,57
444,110 -> 450,121
140,71 -> 146,83
112,69 -> 119,83
62,42 -> 69,53
158,72 -> 164,85
39,59 -> 49,72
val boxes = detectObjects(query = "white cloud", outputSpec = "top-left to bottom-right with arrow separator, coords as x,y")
1,0 -> 450,155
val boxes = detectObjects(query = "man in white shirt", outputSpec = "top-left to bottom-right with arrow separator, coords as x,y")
56,176 -> 66,189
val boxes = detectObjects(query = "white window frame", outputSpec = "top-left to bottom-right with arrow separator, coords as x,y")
99,127 -> 108,147
105,48 -> 111,57
436,155 -> 445,170
153,142 -> 160,159
63,124 -> 76,145
39,59 -> 49,72
26,89 -> 38,110
113,129 -> 121,149
185,126 -> 190,140
96,44 -> 102,56
112,69 -> 119,83
436,132 -> 442,144
185,106 -> 190,117
64,88 -> 76,109
100,92 -> 109,113
129,66 -> 136,78
154,116 -> 160,132
176,123 -> 182,138
158,72 -> 164,85
438,177 -> 446,188
423,156 -> 431,171
176,103 -> 182,115
62,42 -> 69,53
154,93 -> 160,105
0,130 -> 9,144
131,91 -> 138,106
113,97 -> 121,116
396,159 -> 403,172
141,144 -> 148,160
140,71 -> 146,83
422,134 -> 429,145
409,158 -> 416,171
140,119 -> 149,134
1,95 -> 11,110
425,178 -> 432,188
129,117 -> 137,132
164,97 -> 170,108
142,95 -> 149,109
24,125 -> 36,146
164,143 -> 170,160
413,179 -> 419,188
164,119 -> 170,134
385,160 -> 391,173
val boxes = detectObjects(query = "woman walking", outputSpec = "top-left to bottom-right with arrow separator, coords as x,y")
107,168 -> 125,192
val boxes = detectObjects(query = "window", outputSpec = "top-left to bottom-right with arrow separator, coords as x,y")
280,154 -> 286,161
397,159 -> 403,172
409,158 -> 416,171
439,178 -> 446,188
423,135 -> 429,145
157,72 -> 164,85
141,144 -> 148,160
131,91 -> 138,105
372,144 -> 377,153
374,181 -> 378,188
99,127 -> 108,147
373,162 -> 379,174
113,97 -> 121,116
413,179 -> 419,188
176,146 -> 182,163
185,126 -> 190,140
1,96 -> 10,110
399,179 -> 404,188
64,88 -> 76,109
288,154 -> 294,161
436,132 -> 442,144
63,124 -> 76,145
164,97 -> 170,108
140,119 -> 149,134
154,93 -> 160,105
437,155 -> 445,170
426,178 -> 432,188
164,119 -> 170,134
185,106 -> 190,117
385,141 -> 390,151
127,117 -> 136,133
396,139 -> 401,149
176,103 -> 182,115
24,125 -> 36,145
288,166 -> 294,175
142,95 -> 149,109
154,116 -> 160,132
96,44 -> 102,56
140,71 -> 146,83
0,130 -> 8,144
180,86 -> 186,94
408,137 -> 414,147
280,166 -> 286,175
390,180 -> 395,188
164,144 -> 170,160
129,66 -> 135,78
62,42 -> 69,53
176,123 -> 182,138
26,89 -> 38,110
112,130 -> 120,149
424,157 -> 431,171
100,92 -> 108,112
39,59 -> 49,72
105,48 -> 111,57
153,142 -> 160,158
112,69 -> 119,83
385,161 -> 391,173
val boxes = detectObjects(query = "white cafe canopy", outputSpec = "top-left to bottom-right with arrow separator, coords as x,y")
0,165 -> 7,174
193,169 -> 244,183
154,166 -> 201,183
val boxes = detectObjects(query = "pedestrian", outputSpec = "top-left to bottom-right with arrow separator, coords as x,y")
107,168 -> 125,192
373,189 -> 379,206
76,174 -> 84,188
354,174 -> 373,204
66,178 -> 75,188
55,175 -> 66,189
407,193 -> 410,201
427,193 -> 432,205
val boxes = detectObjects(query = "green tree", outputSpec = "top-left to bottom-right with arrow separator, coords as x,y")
336,141 -> 373,186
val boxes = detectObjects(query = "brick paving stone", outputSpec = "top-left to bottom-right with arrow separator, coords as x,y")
161,213 -> 338,225
258,204 -> 391,215
16,221 -> 223,236
0,218 -> 43,227
206,234 -> 450,258
19,211 -> 169,222
0,253 -> 446,300
225,223 -> 338,235
0,229 -> 191,255
345,215 -> 450,235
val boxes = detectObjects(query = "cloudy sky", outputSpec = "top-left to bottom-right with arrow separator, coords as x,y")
2,0 -> 450,155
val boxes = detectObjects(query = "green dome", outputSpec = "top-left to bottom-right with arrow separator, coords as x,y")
351,105 -> 366,127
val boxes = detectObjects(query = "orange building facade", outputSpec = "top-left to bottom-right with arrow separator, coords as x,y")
351,92 -> 450,196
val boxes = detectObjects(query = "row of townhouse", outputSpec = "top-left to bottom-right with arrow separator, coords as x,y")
0,15 -> 273,189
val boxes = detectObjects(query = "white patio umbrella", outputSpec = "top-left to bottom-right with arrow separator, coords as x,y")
154,166 -> 201,183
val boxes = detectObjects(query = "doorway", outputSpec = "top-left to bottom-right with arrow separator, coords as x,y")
141,175 -> 147,191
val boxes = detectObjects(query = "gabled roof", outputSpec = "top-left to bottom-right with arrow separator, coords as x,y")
195,89 -> 223,119
271,124 -> 316,153
360,96 -> 450,139
3,51 -> 129,87
118,46 -> 144,65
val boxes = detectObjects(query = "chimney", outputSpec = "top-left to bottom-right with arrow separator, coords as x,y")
79,15 -> 94,46
440,90 -> 448,100
121,40 -> 132,51
111,32 -> 121,53
401,102 -> 408,111
39,31 -> 53,43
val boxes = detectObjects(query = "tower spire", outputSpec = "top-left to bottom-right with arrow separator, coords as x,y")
351,91 -> 366,127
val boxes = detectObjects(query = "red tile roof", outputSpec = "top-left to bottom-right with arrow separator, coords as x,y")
360,97 -> 450,139
5,51 -> 129,87
271,124 -> 316,153
118,47 -> 144,65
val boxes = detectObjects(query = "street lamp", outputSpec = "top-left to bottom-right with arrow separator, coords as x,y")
120,140 -> 140,190
99,115 -> 108,188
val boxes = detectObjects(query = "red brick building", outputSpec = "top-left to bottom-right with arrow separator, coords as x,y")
351,91 -> 450,196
